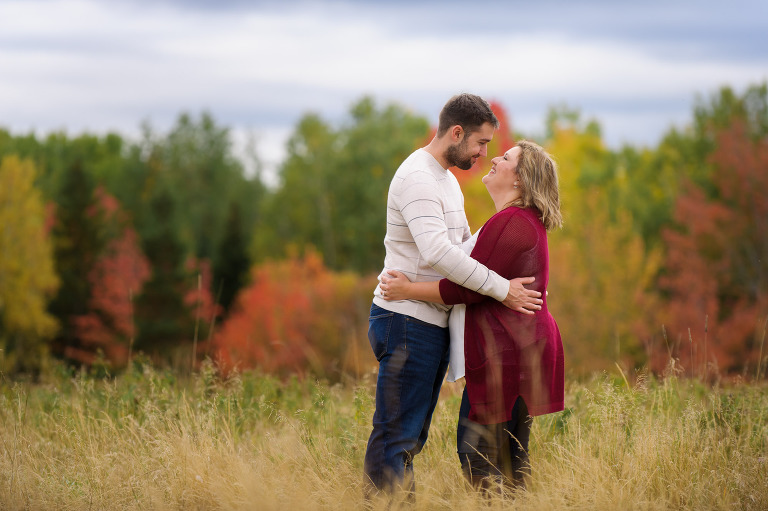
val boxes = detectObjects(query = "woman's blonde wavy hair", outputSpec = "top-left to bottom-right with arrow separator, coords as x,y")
507,139 -> 563,231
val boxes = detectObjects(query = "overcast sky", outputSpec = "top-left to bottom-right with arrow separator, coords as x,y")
1,0 -> 766,179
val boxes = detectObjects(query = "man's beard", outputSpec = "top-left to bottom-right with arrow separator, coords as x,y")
444,139 -> 474,170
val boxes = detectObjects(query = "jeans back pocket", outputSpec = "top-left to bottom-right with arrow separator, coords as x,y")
368,305 -> 395,361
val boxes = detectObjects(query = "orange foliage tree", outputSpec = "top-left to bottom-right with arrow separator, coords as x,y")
211,249 -> 376,379
660,119 -> 768,377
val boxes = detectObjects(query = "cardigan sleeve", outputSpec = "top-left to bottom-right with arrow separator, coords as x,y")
439,208 -> 539,305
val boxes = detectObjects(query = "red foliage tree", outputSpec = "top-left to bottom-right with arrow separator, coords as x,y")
660,120 -> 768,377
69,188 -> 151,366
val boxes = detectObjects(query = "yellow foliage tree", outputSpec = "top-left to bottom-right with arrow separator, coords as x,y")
0,156 -> 60,374
547,193 -> 662,373
544,118 -> 662,374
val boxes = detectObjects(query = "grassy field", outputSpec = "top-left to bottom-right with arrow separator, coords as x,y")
1,360 -> 767,510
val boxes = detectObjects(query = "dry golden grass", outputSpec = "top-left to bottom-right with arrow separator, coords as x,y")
1,360 -> 766,510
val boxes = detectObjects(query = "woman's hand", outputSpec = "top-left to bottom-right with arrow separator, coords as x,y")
380,270 -> 413,301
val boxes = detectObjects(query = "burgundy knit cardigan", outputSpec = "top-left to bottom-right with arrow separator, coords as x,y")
439,206 -> 565,424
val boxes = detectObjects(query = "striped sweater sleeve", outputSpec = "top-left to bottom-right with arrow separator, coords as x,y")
394,170 -> 508,301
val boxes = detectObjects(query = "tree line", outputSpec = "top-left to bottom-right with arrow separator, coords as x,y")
0,85 -> 766,380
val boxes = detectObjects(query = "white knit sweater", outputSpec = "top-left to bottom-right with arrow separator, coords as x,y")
372,148 -> 508,327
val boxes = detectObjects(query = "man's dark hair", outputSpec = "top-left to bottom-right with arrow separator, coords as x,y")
436,93 -> 499,137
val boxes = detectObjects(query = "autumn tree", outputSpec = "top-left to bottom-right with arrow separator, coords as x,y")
68,188 -> 151,367
542,108 -> 662,373
212,249 -> 376,379
0,156 -> 60,374
660,118 -> 768,377
612,83 -> 768,251
48,158 -> 114,363
624,83 -> 768,377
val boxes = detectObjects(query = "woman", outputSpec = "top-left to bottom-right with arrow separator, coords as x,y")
380,140 -> 564,492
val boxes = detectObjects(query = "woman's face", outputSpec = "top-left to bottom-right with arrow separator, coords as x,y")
482,146 -> 521,194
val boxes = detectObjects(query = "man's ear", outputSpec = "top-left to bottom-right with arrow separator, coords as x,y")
451,125 -> 463,142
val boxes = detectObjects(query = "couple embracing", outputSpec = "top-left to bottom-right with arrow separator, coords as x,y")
364,93 -> 565,497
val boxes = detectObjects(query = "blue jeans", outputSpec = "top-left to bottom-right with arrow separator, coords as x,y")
363,303 -> 450,496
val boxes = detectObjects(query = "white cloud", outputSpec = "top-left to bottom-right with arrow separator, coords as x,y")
0,0 -> 766,158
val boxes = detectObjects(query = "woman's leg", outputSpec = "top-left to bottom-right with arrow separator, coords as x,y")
456,387 -> 504,489
457,389 -> 533,492
499,396 -> 532,489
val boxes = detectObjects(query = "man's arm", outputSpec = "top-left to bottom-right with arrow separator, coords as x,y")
381,272 -> 444,303
382,271 -> 541,314
395,172 -> 540,312
438,211 -> 544,314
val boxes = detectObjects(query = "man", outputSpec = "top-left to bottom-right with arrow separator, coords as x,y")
363,93 -> 542,496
